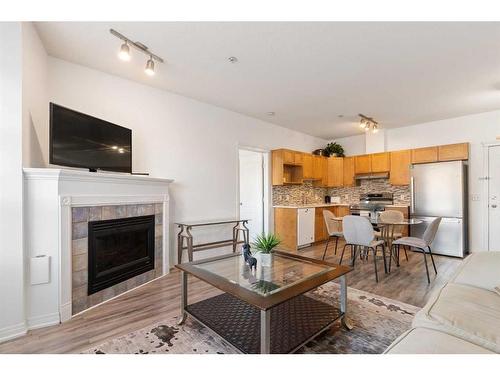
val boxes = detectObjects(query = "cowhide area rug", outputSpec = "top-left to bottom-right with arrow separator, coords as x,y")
83,283 -> 419,354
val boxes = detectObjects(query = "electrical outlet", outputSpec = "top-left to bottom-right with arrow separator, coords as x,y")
471,194 -> 480,202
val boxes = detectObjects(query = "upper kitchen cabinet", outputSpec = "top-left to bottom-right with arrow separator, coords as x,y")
390,150 -> 411,185
313,155 -> 328,186
343,156 -> 356,186
272,149 -> 303,185
327,157 -> 344,187
354,154 -> 371,174
438,143 -> 469,161
302,153 -> 314,179
370,152 -> 390,172
411,146 -> 438,164
282,149 -> 303,165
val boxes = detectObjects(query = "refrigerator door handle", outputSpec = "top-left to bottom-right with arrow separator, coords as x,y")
410,176 -> 415,214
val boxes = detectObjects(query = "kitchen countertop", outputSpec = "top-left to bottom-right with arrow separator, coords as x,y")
273,203 -> 410,209
273,203 -> 350,209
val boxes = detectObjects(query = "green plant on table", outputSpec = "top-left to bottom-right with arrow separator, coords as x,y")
252,233 -> 281,254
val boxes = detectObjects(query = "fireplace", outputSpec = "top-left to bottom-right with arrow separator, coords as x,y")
88,215 -> 155,295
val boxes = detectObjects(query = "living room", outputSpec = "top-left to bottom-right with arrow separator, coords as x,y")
1,1 -> 499,373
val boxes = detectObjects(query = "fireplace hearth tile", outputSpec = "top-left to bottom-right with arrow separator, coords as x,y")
89,291 -> 104,306
155,213 -> 162,225
73,285 -> 87,300
155,203 -> 163,214
72,238 -> 88,256
72,270 -> 88,288
89,206 -> 102,221
72,253 -> 88,272
155,225 -> 162,238
72,207 -> 89,223
102,205 -> 127,220
126,205 -> 139,217
72,297 -> 88,314
138,204 -> 154,216
72,222 -> 88,240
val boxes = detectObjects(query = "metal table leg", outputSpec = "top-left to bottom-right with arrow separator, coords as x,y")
340,275 -> 353,330
186,226 -> 194,262
177,225 -> 184,264
178,271 -> 188,325
260,309 -> 271,354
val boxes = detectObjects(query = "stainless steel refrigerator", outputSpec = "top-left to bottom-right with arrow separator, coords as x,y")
410,160 -> 468,257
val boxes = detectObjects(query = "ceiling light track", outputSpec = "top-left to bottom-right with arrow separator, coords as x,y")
358,113 -> 380,133
110,29 -> 164,63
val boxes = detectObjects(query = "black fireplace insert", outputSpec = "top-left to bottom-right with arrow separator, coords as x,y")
88,215 -> 155,295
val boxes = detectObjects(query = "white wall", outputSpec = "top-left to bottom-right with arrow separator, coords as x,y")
0,23 -> 26,342
335,111 -> 500,252
22,23 -> 48,168
47,57 -> 325,264
333,134 -> 365,156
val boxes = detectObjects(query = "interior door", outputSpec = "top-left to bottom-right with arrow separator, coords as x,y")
239,150 -> 264,242
488,146 -> 500,251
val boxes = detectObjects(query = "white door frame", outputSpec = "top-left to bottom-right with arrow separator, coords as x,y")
481,141 -> 500,251
237,145 -> 271,236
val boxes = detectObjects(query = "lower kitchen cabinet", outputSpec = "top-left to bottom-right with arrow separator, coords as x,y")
314,206 -> 349,243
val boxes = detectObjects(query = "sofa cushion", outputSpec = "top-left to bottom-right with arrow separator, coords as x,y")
451,252 -> 500,292
384,328 -> 494,354
413,283 -> 500,353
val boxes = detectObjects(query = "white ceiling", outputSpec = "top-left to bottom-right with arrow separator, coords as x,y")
35,22 -> 500,140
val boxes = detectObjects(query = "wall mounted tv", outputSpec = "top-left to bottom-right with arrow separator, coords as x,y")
50,103 -> 132,173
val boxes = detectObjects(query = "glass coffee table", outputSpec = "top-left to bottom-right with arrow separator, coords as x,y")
176,250 -> 353,354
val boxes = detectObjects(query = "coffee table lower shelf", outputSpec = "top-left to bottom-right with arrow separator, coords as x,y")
185,292 -> 342,354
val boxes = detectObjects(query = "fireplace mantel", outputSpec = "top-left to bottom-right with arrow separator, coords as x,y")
23,168 -> 173,329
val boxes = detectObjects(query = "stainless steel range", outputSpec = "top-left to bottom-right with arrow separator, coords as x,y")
349,192 -> 394,218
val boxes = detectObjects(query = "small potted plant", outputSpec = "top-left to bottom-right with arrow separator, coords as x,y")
323,142 -> 345,157
252,233 -> 281,267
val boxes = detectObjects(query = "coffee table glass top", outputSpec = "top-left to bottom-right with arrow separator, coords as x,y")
191,252 -> 335,296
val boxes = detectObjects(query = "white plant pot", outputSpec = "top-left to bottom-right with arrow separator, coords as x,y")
257,252 -> 273,267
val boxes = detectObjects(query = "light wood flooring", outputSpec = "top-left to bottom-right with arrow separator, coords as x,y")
0,239 -> 463,354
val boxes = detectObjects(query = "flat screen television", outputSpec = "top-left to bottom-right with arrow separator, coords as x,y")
50,103 -> 132,173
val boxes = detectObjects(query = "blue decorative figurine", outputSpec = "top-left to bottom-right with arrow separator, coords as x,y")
242,243 -> 257,271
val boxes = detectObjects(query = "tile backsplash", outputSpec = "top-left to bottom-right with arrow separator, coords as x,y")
272,179 -> 410,206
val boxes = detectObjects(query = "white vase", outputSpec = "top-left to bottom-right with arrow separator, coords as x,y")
257,252 -> 273,267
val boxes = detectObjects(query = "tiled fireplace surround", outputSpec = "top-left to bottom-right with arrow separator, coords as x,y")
71,203 -> 164,315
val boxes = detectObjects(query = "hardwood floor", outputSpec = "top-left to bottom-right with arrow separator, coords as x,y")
0,240 -> 463,354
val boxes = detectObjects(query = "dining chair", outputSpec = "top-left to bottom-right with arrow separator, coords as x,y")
340,215 -> 387,282
376,210 -> 408,262
390,217 -> 442,283
321,210 -> 343,260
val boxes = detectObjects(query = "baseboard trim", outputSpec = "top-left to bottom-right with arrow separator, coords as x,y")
27,312 -> 60,330
0,321 -> 28,344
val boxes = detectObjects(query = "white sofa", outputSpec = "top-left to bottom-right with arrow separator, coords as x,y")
385,252 -> 500,354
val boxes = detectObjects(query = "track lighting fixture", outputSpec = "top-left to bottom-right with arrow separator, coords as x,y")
145,56 -> 155,76
118,42 -> 131,61
110,29 -> 164,76
358,114 -> 380,134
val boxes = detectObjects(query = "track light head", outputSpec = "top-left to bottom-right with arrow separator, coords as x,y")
118,42 -> 131,61
145,57 -> 155,76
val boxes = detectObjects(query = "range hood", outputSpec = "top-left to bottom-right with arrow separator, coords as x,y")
354,172 -> 390,181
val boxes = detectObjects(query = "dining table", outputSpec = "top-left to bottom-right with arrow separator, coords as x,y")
329,216 -> 423,268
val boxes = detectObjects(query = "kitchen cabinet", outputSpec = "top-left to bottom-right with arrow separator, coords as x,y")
302,153 -> 314,179
274,208 -> 297,250
314,206 -> 349,243
371,152 -> 390,172
272,149 -> 303,185
355,154 -> 371,174
297,208 -> 315,247
411,146 -> 438,164
390,150 -> 411,185
438,143 -> 468,161
327,157 -> 344,187
343,156 -> 355,186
